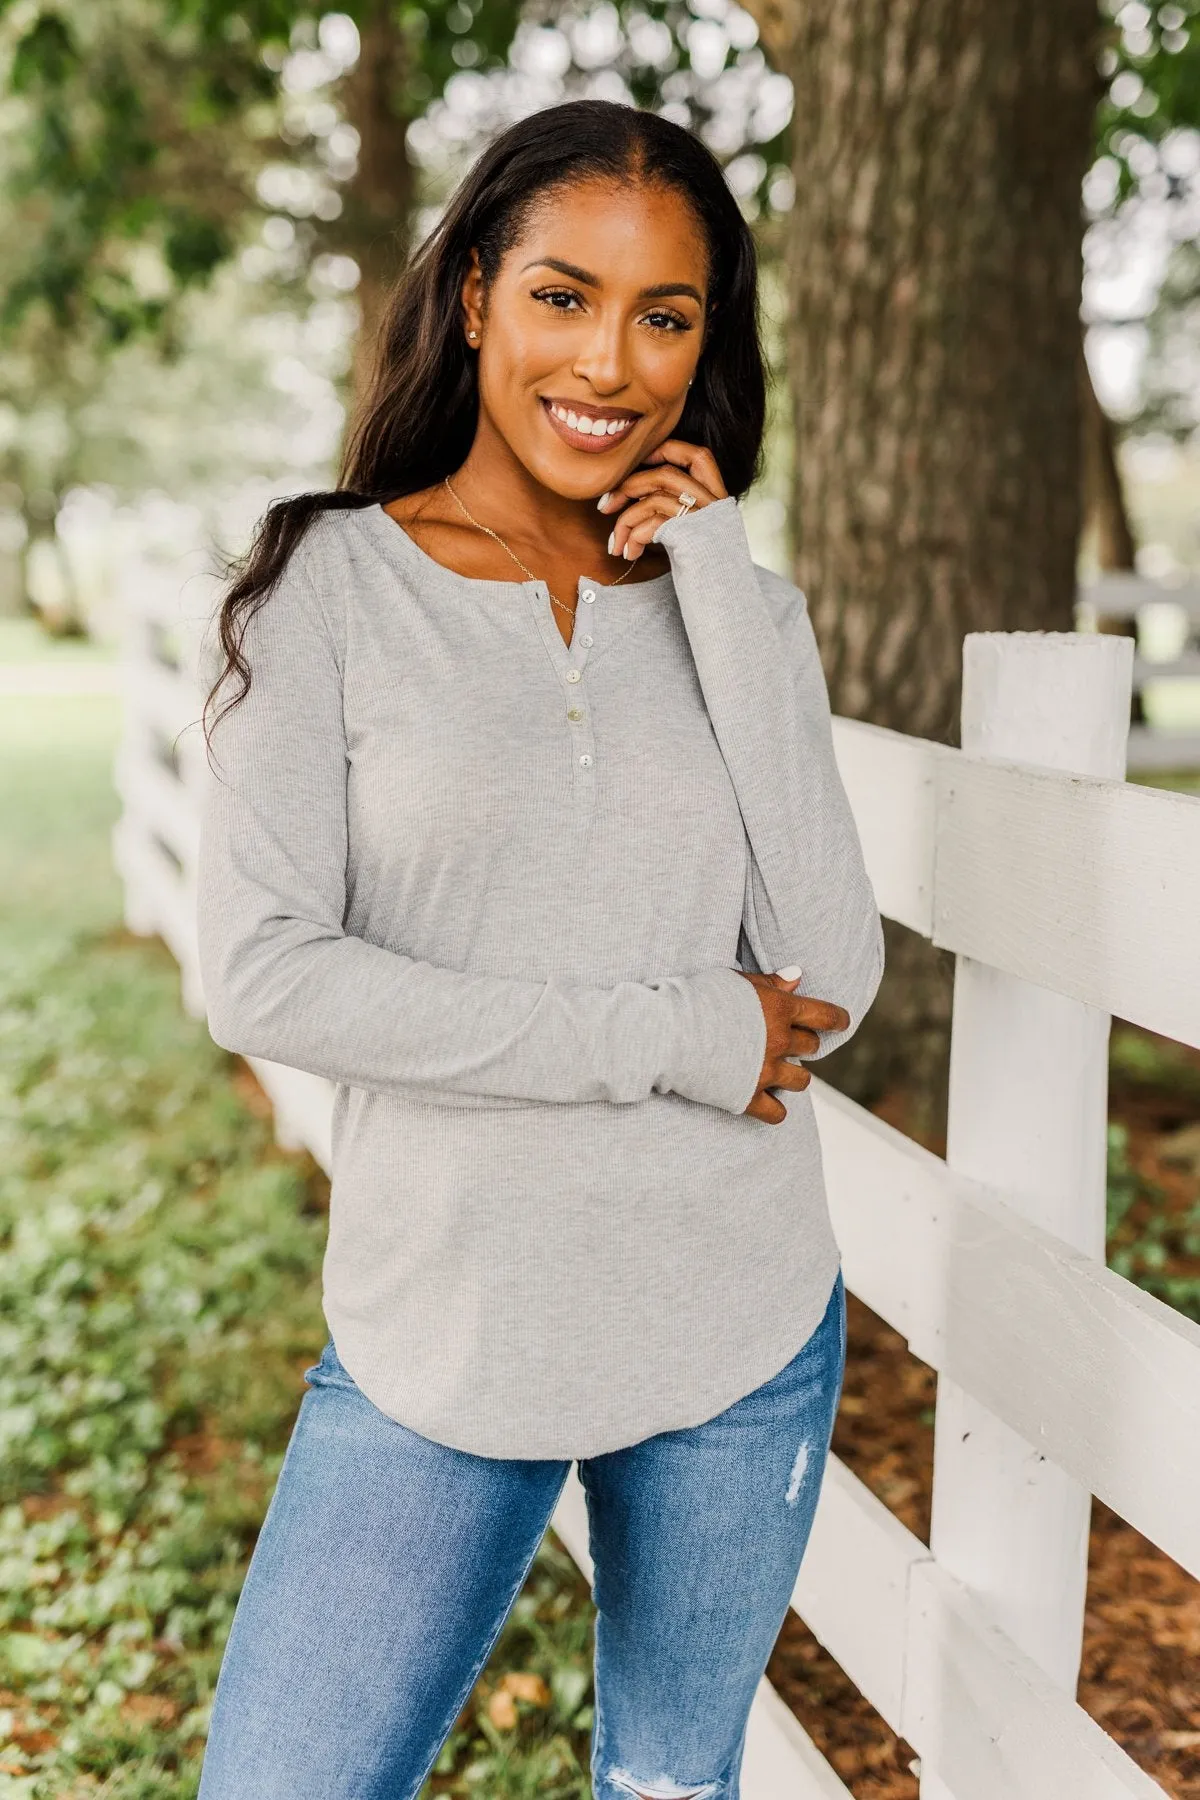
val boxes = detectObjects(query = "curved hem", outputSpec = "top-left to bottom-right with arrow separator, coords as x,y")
322,1251 -> 843,1462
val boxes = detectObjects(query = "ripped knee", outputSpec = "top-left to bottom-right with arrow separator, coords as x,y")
607,1772 -> 720,1800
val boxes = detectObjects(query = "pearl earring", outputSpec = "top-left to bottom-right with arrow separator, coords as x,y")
468,330 -> 478,340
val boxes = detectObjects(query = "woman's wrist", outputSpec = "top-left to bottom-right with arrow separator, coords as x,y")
660,964 -> 768,1116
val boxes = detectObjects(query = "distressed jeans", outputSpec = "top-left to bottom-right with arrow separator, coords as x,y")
197,1264 -> 846,1800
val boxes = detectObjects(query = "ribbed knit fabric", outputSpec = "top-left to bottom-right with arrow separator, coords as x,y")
195,492 -> 884,1458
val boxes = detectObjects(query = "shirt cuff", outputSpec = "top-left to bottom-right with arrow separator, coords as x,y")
652,491 -> 743,554
663,964 -> 767,1115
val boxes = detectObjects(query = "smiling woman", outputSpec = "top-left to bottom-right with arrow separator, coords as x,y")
193,96 -> 883,1800
200,99 -> 766,685
376,172 -> 729,624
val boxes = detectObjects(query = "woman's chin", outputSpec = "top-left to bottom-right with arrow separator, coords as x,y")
523,452 -> 623,504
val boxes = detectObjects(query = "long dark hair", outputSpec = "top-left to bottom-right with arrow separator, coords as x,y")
202,96 -> 768,751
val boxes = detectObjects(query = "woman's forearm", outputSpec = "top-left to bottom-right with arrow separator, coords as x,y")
655,495 -> 885,1058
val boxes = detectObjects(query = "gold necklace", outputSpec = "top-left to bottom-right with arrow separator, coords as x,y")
442,475 -> 637,619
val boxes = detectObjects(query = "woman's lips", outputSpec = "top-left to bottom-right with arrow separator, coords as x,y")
540,396 -> 640,454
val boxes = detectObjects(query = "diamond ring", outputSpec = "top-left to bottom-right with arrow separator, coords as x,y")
675,491 -> 697,517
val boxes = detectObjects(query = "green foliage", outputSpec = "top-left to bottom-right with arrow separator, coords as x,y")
0,929 -> 328,1792
0,0 -> 524,352
1110,1020 -> 1200,1106
1096,0 -> 1200,207
0,3 -> 271,342
1107,1120 -> 1200,1320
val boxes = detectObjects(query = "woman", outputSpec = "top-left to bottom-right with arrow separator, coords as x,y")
195,96 -> 883,1800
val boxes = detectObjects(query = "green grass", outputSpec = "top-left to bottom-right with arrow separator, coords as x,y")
0,697 -> 124,982
0,686 -> 595,1798
0,620 -> 116,665
1132,766 -> 1200,798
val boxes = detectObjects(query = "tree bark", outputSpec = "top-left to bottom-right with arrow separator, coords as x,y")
336,1 -> 417,415
739,0 -> 1105,1130
1080,333 -> 1144,719
1082,337 -> 1136,570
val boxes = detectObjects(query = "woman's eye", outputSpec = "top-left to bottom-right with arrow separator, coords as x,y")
532,287 -> 583,311
643,310 -> 691,333
531,289 -> 692,333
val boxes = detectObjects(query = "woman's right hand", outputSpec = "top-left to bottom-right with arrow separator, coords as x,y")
738,970 -> 850,1124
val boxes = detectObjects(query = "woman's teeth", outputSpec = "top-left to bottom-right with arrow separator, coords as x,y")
548,403 -> 635,437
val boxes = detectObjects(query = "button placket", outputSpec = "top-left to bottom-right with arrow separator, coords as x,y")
566,582 -> 600,800
564,652 -> 595,792
526,577 -> 601,807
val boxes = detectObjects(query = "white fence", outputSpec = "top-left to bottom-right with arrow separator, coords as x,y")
1078,571 -> 1200,771
114,556 -> 1200,1800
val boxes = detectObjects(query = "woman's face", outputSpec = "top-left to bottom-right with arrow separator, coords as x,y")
463,177 -> 710,500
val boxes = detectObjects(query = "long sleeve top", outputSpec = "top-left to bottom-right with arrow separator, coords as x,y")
195,492 -> 884,1459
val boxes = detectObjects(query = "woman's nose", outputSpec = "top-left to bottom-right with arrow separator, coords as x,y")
571,323 -> 633,394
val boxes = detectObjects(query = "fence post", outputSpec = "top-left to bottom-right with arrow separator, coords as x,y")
919,630 -> 1132,1800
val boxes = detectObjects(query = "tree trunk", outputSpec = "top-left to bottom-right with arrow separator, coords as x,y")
336,1 -> 417,417
1081,334 -> 1145,720
1081,334 -> 1136,571
740,0 -> 1104,1132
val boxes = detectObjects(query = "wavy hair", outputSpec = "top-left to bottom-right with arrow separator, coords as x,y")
202,96 -> 768,752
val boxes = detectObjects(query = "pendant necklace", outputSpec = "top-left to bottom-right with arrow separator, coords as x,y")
442,475 -> 638,621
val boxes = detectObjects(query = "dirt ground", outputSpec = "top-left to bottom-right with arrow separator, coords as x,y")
765,1026 -> 1200,1800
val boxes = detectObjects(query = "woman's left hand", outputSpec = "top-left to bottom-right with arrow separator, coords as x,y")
597,438 -> 728,561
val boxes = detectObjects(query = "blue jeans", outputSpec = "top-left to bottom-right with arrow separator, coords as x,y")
198,1266 -> 846,1800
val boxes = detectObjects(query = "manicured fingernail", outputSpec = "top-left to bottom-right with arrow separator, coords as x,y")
597,492 -> 611,509
623,541 -> 635,559
777,965 -> 803,981
607,530 -> 616,555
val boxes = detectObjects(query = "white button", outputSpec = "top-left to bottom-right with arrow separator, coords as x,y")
580,634 -> 593,647
565,668 -> 581,683
579,754 -> 593,767
582,589 -> 595,604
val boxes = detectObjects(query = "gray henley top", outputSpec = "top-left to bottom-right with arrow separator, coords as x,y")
195,492 -> 884,1459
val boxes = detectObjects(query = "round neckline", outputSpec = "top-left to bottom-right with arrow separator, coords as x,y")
355,500 -> 677,601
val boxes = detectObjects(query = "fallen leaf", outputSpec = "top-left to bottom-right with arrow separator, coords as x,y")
120,1694 -> 178,1727
485,1688 -> 518,1731
498,1672 -> 551,1707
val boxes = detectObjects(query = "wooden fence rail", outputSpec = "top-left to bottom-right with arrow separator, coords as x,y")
113,556 -> 1200,1799
1078,571 -> 1200,771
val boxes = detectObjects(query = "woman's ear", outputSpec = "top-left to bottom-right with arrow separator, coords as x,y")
461,247 -> 486,347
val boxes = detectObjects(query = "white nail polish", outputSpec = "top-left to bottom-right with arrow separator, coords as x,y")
777,964 -> 803,981
607,530 -> 616,555
597,492 -> 611,509
623,542 -> 634,560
